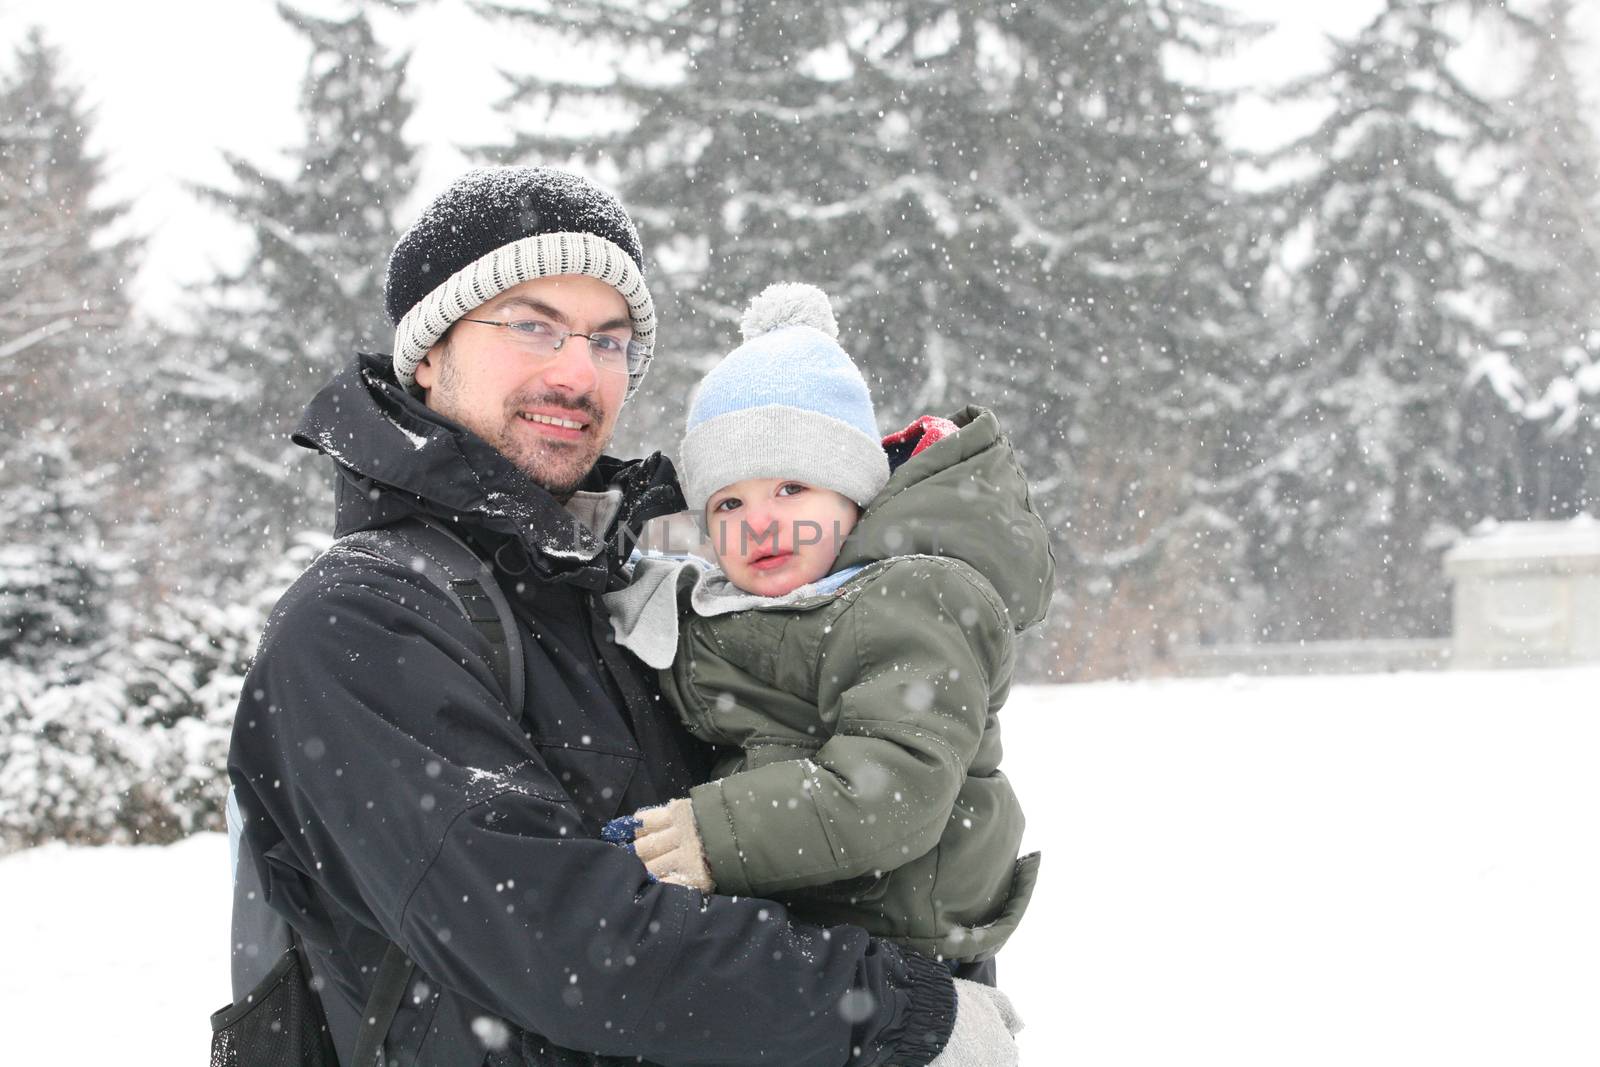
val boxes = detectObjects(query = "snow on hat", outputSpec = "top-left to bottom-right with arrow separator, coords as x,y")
679,283 -> 889,515
385,166 -> 656,398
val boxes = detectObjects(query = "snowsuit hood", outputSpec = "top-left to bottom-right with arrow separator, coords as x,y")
836,404 -> 1055,631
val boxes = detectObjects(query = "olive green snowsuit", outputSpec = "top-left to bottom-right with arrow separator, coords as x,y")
662,406 -> 1054,961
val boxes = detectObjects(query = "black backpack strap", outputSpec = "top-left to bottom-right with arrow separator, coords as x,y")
415,515 -> 526,722
333,516 -> 526,720
349,941 -> 415,1067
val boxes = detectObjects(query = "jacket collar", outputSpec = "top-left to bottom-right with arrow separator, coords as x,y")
294,352 -> 684,591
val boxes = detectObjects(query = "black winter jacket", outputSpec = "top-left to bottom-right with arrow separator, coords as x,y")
226,353 -> 957,1067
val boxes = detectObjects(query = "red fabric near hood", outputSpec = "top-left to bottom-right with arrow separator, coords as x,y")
882,415 -> 960,460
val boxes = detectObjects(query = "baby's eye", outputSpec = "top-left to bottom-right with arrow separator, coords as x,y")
712,497 -> 742,512
777,483 -> 807,497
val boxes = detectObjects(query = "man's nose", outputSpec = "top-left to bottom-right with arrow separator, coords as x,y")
540,336 -> 601,395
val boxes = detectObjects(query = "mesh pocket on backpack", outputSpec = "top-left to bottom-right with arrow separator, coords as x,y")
209,946 -> 338,1067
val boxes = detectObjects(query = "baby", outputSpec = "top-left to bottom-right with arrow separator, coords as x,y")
603,283 -> 1053,969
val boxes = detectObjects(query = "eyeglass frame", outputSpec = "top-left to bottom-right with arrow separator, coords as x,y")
457,316 -> 648,376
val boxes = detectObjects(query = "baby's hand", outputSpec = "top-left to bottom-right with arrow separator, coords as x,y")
632,798 -> 715,893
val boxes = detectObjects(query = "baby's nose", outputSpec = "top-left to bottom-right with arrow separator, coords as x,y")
742,514 -> 784,551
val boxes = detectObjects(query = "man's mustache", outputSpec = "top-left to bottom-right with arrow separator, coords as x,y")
507,391 -> 603,422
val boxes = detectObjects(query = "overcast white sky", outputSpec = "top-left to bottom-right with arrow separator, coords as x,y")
1,0 -> 1592,316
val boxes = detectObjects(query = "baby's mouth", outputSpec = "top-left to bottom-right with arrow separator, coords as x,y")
747,551 -> 794,572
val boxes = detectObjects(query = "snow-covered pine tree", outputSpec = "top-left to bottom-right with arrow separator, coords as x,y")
0,436 -> 113,675
473,0 -> 1260,677
979,1 -> 1266,677
476,0 -> 996,430
1464,0 -> 1600,522
168,2 -> 417,571
1247,0 -> 1502,642
0,27 -> 136,440
0,29 -> 130,674
0,31 -> 158,849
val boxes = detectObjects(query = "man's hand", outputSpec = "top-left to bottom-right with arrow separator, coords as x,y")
925,978 -> 1024,1067
618,798 -> 715,893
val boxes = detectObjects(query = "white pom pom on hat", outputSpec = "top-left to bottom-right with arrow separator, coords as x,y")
739,282 -> 839,342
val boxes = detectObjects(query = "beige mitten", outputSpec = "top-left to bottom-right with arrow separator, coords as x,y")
924,979 -> 1024,1067
633,798 -> 715,893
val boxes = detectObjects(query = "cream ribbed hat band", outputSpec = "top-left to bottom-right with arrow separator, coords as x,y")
391,231 -> 656,398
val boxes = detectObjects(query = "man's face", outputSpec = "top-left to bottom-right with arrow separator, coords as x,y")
414,275 -> 631,498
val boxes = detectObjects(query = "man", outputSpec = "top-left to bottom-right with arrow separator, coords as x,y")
226,166 -> 1020,1066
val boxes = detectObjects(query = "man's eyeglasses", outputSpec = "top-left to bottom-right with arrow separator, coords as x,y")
458,317 -> 647,376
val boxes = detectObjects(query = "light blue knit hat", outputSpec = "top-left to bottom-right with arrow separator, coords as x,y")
680,283 -> 890,515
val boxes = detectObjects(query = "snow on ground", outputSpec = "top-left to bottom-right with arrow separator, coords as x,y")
1004,667 -> 1600,1066
3,667 -> 1599,1064
0,831 -> 231,1061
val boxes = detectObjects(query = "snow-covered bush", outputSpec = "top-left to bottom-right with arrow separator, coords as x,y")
0,534 -> 326,852
0,666 -> 157,849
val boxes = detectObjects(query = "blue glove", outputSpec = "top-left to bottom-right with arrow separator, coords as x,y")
602,814 -> 659,883
602,814 -> 642,847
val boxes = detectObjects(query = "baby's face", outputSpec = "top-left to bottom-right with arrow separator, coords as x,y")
705,478 -> 861,597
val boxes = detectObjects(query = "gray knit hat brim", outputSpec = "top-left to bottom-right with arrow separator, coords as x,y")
680,405 -> 890,516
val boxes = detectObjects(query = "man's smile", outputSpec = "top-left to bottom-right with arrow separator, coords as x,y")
516,406 -> 591,440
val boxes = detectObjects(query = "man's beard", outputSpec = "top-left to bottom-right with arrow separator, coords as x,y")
432,354 -> 609,499
490,404 -> 604,499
